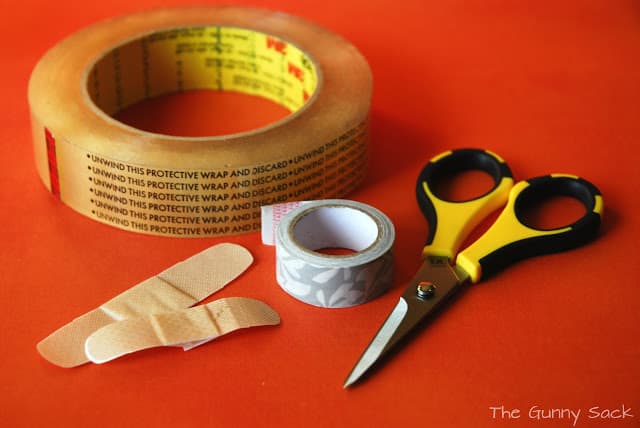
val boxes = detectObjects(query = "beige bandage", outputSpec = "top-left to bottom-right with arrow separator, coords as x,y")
85,297 -> 280,363
37,243 -> 253,367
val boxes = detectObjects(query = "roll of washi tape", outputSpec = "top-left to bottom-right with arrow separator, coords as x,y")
28,6 -> 372,237
275,200 -> 395,308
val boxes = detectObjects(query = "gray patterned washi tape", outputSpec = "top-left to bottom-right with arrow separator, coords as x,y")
275,199 -> 395,308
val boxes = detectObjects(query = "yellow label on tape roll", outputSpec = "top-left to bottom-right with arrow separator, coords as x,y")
28,6 -> 372,237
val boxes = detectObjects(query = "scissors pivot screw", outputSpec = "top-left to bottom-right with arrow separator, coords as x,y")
416,282 -> 436,299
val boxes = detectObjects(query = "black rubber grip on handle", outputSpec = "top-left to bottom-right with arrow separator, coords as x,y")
478,175 -> 603,279
416,148 -> 513,246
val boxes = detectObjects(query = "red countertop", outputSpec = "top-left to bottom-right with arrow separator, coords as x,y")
1,1 -> 638,426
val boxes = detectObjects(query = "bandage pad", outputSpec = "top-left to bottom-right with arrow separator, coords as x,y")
85,298 -> 280,363
37,243 -> 253,368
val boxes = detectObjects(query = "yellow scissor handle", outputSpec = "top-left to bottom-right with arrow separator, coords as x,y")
456,174 -> 604,283
417,148 -> 514,260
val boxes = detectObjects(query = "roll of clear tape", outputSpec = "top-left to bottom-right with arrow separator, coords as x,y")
275,200 -> 395,308
28,6 -> 372,237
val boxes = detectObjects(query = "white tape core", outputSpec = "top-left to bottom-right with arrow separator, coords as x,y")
292,206 -> 379,252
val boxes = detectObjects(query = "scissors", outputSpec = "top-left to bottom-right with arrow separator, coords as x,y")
344,148 -> 603,387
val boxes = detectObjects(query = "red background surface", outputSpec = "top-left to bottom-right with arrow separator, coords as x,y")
2,1 -> 639,427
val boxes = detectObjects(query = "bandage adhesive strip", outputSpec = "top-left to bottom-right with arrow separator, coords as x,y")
37,243 -> 253,368
272,200 -> 395,308
85,297 -> 280,363
28,6 -> 372,237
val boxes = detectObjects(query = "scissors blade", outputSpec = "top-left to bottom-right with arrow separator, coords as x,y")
344,257 -> 469,388
344,297 -> 409,388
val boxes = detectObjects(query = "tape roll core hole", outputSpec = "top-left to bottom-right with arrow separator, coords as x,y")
292,207 -> 379,256
86,26 -> 319,137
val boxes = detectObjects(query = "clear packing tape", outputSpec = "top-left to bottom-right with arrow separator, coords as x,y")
28,6 -> 372,237
37,243 -> 280,367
